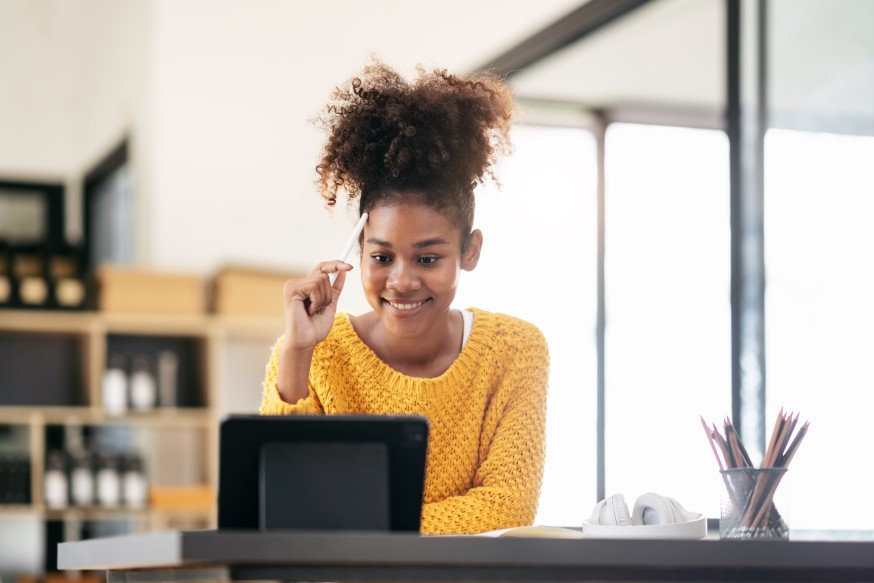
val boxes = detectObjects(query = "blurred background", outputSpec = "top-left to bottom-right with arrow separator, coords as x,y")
1,0 -> 873,576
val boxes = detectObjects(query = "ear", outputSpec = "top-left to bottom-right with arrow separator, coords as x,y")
461,229 -> 483,272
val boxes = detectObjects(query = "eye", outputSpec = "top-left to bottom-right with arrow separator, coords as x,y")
370,254 -> 391,264
418,256 -> 440,266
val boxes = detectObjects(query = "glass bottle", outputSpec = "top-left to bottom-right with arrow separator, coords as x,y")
44,450 -> 68,509
122,453 -> 148,508
129,353 -> 156,411
69,451 -> 95,507
102,354 -> 128,416
95,451 -> 121,507
157,350 -> 179,408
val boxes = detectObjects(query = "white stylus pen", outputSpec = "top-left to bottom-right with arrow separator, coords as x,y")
329,212 -> 368,285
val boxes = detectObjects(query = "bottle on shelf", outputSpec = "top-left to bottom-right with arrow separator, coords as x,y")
69,450 -> 95,507
102,354 -> 128,416
122,453 -> 148,508
11,244 -> 50,308
44,450 -> 68,509
0,452 -> 31,504
95,451 -> 121,507
157,349 -> 179,408
48,243 -> 88,310
129,353 -> 157,411
0,239 -> 11,307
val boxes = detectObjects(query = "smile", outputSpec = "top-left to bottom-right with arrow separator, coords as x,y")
385,299 -> 429,311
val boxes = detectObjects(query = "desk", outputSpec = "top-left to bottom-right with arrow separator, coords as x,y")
58,530 -> 874,582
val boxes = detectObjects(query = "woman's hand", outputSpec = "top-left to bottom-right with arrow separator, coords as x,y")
276,260 -> 353,404
282,260 -> 353,350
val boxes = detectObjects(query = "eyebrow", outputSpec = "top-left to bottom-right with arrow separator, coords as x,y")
366,237 -> 450,249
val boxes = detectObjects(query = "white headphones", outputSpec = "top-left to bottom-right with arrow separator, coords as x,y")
582,492 -> 707,539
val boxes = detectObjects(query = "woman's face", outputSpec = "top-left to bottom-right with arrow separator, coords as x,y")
360,201 -> 480,339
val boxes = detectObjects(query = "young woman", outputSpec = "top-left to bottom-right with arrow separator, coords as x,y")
260,61 -> 549,535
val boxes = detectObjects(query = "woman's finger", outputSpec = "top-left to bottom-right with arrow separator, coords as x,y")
312,275 -> 333,315
331,268 -> 347,296
312,260 -> 352,278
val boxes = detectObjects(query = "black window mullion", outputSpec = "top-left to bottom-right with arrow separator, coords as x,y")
727,0 -> 768,461
594,111 -> 607,504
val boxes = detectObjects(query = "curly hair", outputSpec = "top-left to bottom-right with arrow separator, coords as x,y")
315,60 -> 518,237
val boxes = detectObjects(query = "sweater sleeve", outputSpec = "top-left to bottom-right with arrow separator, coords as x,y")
259,336 -> 324,415
420,325 -> 549,534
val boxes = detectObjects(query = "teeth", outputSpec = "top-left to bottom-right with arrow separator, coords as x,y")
388,300 -> 426,311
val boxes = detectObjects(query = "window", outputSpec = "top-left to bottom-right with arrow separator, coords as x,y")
764,129 -> 874,529
604,123 -> 731,517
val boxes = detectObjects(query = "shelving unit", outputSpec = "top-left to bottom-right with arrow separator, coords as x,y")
0,309 -> 282,573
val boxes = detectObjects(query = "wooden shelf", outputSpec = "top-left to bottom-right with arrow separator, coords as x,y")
87,408 -> 214,428
0,309 -> 282,338
0,407 -> 213,427
0,306 -> 281,552
0,310 -> 95,334
213,315 -> 283,340
0,505 -> 38,515
0,505 -> 212,522
100,312 -> 213,336
43,506 -> 212,521
0,407 -> 95,425
0,308 -> 230,536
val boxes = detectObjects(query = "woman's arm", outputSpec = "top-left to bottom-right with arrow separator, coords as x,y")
275,261 -> 351,403
260,335 -> 324,415
420,328 -> 549,534
260,259 -> 352,411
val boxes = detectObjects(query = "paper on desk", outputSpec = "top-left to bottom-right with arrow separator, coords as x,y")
475,525 -> 587,538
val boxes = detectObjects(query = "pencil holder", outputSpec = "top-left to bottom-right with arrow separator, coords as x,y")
720,468 -> 789,540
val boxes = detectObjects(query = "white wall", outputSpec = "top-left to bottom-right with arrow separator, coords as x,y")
144,0 -> 581,283
69,0 -> 154,244
2,0 -> 584,314
0,0 -> 79,176
0,0 -> 154,243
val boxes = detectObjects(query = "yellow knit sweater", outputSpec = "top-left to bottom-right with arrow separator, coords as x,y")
260,307 -> 549,535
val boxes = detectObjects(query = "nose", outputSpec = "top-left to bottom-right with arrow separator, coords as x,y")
386,262 -> 421,292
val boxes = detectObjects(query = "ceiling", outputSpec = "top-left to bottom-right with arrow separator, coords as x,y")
508,0 -> 724,115
503,0 -> 874,135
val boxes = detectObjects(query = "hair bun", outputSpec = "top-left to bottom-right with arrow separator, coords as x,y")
315,59 -> 518,212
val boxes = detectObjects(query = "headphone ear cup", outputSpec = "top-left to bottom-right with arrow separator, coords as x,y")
591,493 -> 632,526
632,492 -> 685,525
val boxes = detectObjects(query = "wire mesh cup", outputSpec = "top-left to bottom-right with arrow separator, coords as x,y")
720,467 -> 789,540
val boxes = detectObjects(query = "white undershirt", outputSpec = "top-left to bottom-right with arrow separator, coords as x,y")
460,309 -> 474,347
347,310 -> 474,348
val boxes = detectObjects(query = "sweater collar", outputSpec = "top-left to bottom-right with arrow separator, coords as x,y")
339,308 -> 491,385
